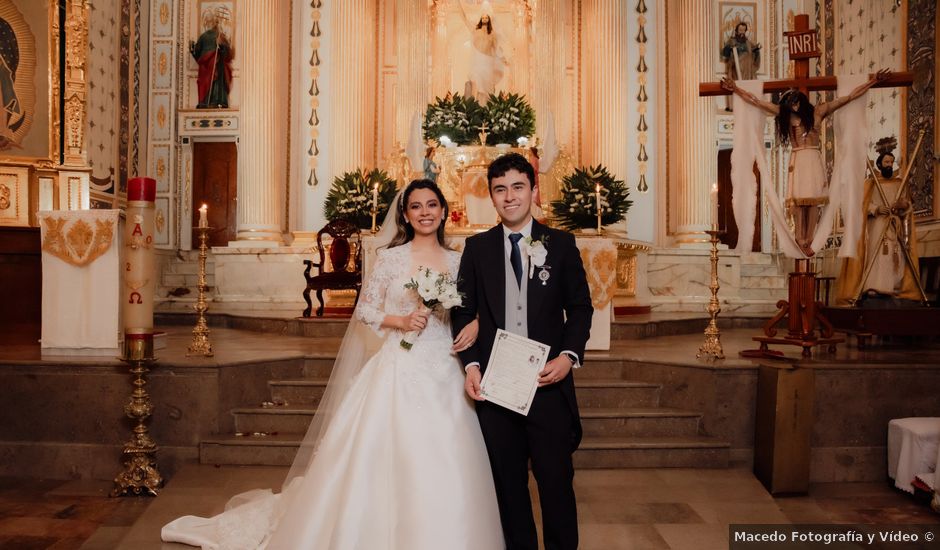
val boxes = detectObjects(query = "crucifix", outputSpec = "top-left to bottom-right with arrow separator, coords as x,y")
699,14 -> 914,357
477,121 -> 490,146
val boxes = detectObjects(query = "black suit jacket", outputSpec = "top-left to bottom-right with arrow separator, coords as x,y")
452,220 -> 594,448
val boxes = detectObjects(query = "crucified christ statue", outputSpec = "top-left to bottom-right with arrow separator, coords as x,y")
720,69 -> 890,256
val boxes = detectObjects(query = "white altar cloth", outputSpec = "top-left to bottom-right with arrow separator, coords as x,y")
887,417 -> 940,494
39,209 -> 121,355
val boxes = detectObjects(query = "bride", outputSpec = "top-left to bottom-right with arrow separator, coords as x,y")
162,179 -> 505,549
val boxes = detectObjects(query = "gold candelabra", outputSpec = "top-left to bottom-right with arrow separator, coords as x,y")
187,226 -> 213,356
112,337 -> 163,496
697,227 -> 725,360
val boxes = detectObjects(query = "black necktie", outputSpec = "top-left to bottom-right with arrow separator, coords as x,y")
509,233 -> 523,288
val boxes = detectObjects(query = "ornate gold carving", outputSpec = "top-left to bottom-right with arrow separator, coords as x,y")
158,52 -> 168,76
157,105 -> 167,129
156,157 -> 166,178
160,1 -> 170,25
65,94 -> 84,151
308,0 -> 323,186
41,216 -> 115,267
0,184 -> 9,210
155,208 -> 166,234
616,250 -> 637,297
579,242 -> 618,310
111,357 -> 163,497
65,12 -> 87,75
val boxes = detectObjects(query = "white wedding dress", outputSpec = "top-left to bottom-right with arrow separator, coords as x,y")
162,243 -> 504,550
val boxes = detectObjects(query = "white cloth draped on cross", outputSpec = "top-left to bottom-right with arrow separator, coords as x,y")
730,76 -> 870,258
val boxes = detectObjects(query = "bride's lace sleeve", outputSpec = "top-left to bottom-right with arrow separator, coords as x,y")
355,248 -> 397,335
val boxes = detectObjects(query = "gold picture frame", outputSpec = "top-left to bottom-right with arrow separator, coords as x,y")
0,0 -> 60,166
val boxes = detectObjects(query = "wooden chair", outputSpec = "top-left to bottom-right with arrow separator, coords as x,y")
302,219 -> 362,317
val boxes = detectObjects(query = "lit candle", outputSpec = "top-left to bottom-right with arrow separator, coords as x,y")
710,182 -> 719,229
124,177 -> 157,359
595,183 -> 603,232
198,204 -> 208,228
371,182 -> 379,232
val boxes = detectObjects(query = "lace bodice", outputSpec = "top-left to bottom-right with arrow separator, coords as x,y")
356,243 -> 461,344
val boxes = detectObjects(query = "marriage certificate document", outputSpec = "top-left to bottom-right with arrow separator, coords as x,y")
479,329 -> 550,416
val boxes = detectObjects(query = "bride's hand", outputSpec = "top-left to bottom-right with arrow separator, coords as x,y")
453,319 -> 479,352
401,308 -> 430,332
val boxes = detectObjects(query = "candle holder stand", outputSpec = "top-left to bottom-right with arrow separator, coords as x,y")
697,227 -> 726,361
187,226 -> 213,357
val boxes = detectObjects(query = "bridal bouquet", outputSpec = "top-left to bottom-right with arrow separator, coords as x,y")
401,267 -> 464,350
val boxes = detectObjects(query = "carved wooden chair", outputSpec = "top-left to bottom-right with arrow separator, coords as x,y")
302,219 -> 362,317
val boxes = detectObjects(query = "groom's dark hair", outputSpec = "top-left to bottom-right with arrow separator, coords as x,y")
487,153 -> 535,193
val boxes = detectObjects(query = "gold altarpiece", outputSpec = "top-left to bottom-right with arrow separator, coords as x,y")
0,0 -> 91,227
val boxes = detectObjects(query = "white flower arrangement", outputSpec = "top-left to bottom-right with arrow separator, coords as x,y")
401,267 -> 465,350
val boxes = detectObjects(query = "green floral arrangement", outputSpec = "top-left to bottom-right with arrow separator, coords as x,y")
323,169 -> 397,229
550,165 -> 632,231
483,92 -> 536,145
422,92 -> 485,145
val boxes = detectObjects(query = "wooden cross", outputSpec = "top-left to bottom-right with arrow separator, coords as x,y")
700,14 -> 913,98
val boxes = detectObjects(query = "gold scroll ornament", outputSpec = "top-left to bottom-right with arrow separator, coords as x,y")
41,216 -> 115,267
579,239 -> 618,309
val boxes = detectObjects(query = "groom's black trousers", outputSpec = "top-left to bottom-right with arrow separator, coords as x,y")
477,384 -> 578,550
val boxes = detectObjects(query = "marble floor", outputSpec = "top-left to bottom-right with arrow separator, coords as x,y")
2,466 -> 935,550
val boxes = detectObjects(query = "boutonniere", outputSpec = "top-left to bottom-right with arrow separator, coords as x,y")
518,236 -> 549,280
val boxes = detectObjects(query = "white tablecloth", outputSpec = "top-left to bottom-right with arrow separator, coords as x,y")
887,417 -> 940,493
39,209 -> 121,354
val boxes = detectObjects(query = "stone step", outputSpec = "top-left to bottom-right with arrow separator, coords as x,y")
579,407 -> 702,438
155,312 -> 773,341
231,406 -> 702,438
574,380 -> 661,408
740,264 -> 785,278
268,379 -> 329,406
739,287 -> 788,301
739,275 -> 788,289
199,434 -> 729,469
574,435 -> 730,469
264,378 -> 661,409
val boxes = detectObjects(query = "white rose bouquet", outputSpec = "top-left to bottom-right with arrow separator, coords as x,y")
401,267 -> 464,350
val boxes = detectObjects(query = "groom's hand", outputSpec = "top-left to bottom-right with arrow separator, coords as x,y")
538,355 -> 573,387
464,366 -> 484,401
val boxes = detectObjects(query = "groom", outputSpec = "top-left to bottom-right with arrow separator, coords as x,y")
453,153 -> 593,550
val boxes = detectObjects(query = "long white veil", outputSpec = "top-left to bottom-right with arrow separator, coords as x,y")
272,189 -> 405,520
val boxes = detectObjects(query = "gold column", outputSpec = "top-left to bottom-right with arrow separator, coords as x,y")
62,0 -> 90,168
532,0 -> 566,140
331,0 -> 377,174
581,1 -> 629,189
395,0 -> 429,150
235,0 -> 287,245
668,0 -> 716,245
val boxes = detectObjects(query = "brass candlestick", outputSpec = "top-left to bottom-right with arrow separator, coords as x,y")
112,336 -> 162,496
697,227 -> 725,360
187,226 -> 213,356
371,206 -> 378,234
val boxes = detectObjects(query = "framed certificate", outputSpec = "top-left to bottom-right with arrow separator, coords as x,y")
479,329 -> 550,416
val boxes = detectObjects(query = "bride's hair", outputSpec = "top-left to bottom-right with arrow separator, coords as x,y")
387,179 -> 451,249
